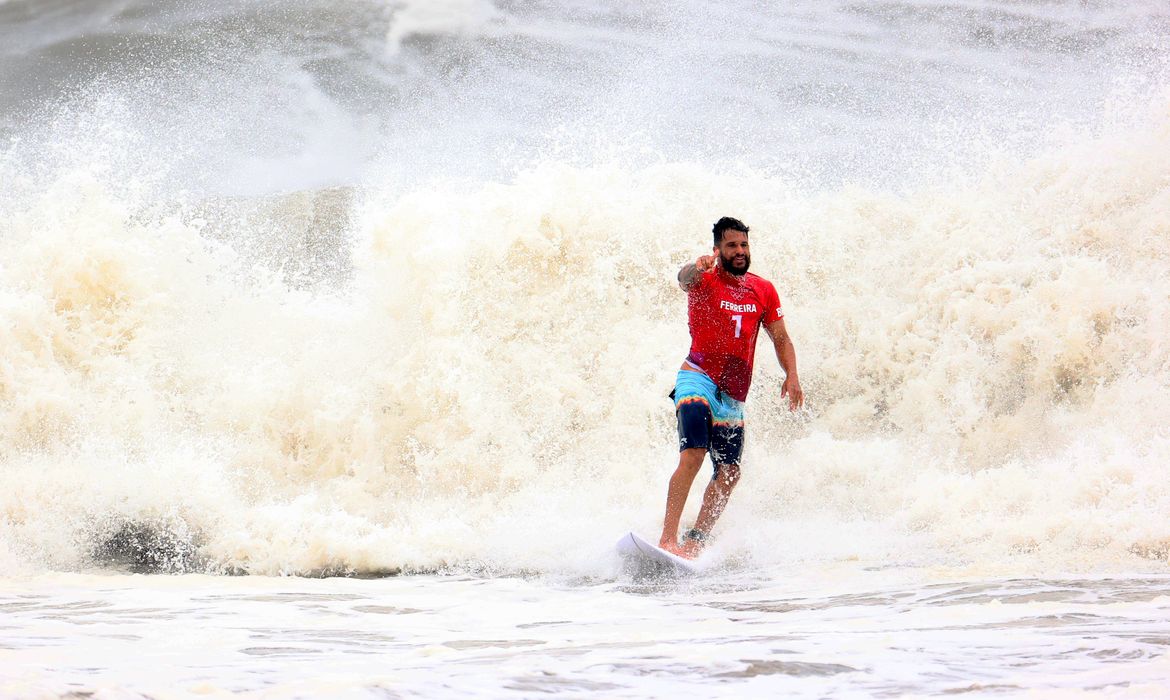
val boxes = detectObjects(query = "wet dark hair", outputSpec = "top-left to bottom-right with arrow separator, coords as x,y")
713,216 -> 749,246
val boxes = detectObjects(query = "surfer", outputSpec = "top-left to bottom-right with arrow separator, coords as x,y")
659,217 -> 803,559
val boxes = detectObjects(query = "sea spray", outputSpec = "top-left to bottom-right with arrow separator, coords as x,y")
2,100 -> 1168,574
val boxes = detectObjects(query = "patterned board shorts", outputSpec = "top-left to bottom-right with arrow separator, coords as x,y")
671,369 -> 745,470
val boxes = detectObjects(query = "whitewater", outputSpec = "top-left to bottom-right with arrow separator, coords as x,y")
1,0 -> 1169,697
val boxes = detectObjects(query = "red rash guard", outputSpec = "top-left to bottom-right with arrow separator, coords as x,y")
685,268 -> 783,402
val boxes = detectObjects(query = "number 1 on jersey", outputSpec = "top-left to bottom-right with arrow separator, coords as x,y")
732,314 -> 742,338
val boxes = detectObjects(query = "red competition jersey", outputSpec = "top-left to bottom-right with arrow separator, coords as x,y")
685,268 -> 783,401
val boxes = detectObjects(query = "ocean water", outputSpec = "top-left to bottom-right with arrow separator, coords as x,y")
2,0 -> 1170,697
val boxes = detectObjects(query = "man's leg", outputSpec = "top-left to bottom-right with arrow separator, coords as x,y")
685,463 -> 742,555
681,405 -> 745,556
659,447 -> 707,554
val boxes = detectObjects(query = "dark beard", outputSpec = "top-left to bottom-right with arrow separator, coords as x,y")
721,252 -> 750,275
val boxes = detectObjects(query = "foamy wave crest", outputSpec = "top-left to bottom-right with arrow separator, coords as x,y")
1,99 -> 1168,576
386,0 -> 505,54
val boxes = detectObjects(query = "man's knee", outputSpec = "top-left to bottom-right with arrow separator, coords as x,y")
678,448 -> 706,473
716,463 -> 741,486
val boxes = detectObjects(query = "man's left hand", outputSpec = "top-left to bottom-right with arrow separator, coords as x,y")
781,375 -> 803,411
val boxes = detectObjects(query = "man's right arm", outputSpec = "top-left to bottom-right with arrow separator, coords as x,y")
678,255 -> 716,290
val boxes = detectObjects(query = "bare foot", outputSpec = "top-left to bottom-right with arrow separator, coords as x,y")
659,538 -> 688,557
659,539 -> 702,560
680,538 -> 704,559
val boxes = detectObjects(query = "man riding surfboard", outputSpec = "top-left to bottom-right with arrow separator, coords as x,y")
660,216 -> 803,559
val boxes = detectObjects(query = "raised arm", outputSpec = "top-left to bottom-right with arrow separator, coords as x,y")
765,317 -> 803,410
678,254 -> 717,291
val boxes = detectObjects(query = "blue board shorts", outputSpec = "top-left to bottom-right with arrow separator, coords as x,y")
671,369 -> 745,470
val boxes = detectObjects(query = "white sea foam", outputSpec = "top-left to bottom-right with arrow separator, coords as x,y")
386,0 -> 505,54
2,571 -> 1169,698
1,96 -> 1167,577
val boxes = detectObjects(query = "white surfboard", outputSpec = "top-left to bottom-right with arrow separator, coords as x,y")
616,531 -> 703,575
